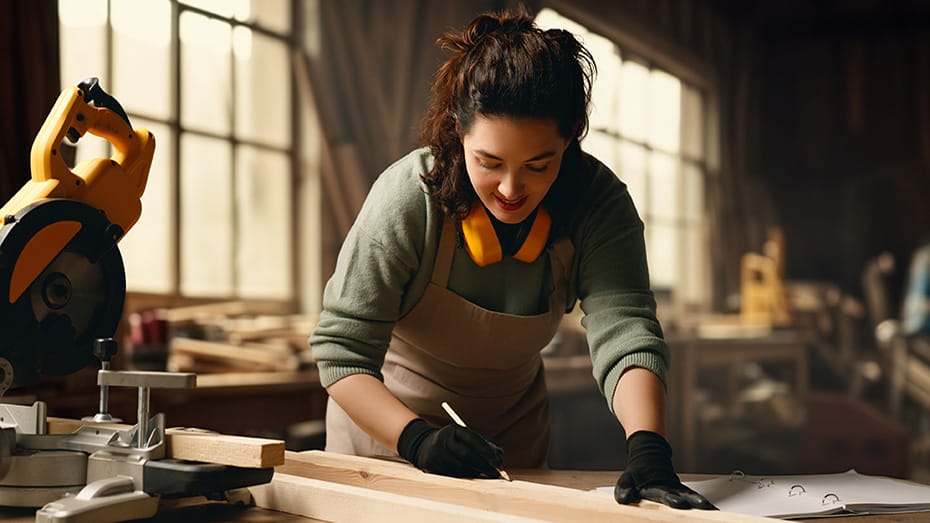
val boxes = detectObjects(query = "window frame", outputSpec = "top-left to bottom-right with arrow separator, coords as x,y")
536,4 -> 720,317
58,0 -> 313,309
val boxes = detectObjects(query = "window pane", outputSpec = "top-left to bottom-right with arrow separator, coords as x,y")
235,30 -> 290,147
649,151 -> 680,222
618,61 -> 649,142
180,134 -> 232,295
590,51 -> 622,134
236,147 -> 292,299
181,0 -> 248,18
681,85 -> 704,160
111,0 -> 171,118
647,222 -> 678,289
180,12 -> 232,135
683,161 -> 704,221
241,0 -> 291,33
582,132 -> 619,175
619,142 -> 647,216
648,70 -> 681,153
682,224 -> 708,305
59,0 -> 107,90
122,119 -> 174,293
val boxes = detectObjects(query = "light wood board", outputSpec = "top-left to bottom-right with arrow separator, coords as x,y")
46,417 -> 284,468
254,450 -> 778,522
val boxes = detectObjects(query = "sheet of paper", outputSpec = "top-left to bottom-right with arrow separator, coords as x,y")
593,470 -> 930,519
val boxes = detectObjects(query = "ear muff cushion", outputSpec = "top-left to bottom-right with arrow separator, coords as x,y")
461,203 -> 551,267
513,206 -> 550,263
461,202 -> 501,267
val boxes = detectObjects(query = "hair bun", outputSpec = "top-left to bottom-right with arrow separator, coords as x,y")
448,9 -> 535,52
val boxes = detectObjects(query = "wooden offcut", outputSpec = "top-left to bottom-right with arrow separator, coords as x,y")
254,450 -> 777,522
46,417 -> 284,468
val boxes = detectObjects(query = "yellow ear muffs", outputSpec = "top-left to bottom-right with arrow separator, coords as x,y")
513,206 -> 551,263
461,202 -> 551,267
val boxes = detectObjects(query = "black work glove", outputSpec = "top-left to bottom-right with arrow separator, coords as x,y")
614,430 -> 717,510
397,418 -> 504,479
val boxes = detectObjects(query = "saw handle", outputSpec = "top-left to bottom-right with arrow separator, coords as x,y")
2,77 -> 157,235
67,77 -> 132,142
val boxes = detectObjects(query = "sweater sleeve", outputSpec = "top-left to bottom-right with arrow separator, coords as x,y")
574,159 -> 670,411
309,150 -> 437,388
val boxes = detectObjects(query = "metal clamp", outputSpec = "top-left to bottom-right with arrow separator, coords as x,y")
97,370 -> 195,448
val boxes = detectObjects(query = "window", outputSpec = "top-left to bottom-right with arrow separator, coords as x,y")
536,9 -> 712,314
58,0 -> 310,303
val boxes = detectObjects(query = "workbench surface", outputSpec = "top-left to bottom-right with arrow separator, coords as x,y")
2,468 -> 926,522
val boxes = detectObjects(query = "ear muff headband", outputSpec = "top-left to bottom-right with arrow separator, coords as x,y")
461,202 -> 551,267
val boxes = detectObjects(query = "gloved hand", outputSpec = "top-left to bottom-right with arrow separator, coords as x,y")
614,430 -> 717,510
397,418 -> 504,478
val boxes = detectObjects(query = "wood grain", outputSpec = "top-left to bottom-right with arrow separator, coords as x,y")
46,417 -> 284,468
262,450 -> 778,522
250,473 -> 544,522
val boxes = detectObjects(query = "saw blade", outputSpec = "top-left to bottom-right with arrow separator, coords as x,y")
0,199 -> 126,386
29,249 -> 108,349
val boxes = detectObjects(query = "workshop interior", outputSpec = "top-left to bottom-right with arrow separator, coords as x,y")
2,0 -> 930,521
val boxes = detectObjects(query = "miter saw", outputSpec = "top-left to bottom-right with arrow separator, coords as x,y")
0,78 -> 273,522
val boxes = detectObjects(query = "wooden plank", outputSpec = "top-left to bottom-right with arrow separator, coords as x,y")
46,418 -> 284,468
164,428 -> 284,469
160,300 -> 293,322
266,450 -> 777,523
168,337 -> 300,371
250,473 -> 544,523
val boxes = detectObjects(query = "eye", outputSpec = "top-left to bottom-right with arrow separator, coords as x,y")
526,163 -> 549,173
478,161 -> 501,170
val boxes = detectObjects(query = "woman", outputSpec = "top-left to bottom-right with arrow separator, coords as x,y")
310,8 -> 714,510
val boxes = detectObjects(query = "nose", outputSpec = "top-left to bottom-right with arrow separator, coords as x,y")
498,170 -> 523,199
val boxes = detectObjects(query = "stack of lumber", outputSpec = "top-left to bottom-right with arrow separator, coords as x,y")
159,300 -> 317,373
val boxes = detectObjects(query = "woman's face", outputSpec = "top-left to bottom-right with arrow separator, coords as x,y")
461,115 -> 569,224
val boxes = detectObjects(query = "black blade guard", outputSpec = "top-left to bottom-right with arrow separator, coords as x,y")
0,199 -> 126,389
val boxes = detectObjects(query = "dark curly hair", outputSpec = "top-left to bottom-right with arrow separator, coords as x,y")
420,7 -> 596,236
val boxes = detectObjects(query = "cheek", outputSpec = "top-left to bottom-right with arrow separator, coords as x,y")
464,161 -> 493,190
533,172 -> 559,197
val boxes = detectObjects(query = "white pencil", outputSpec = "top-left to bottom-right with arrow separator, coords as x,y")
441,401 -> 512,481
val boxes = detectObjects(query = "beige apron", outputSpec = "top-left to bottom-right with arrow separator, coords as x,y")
325,216 -> 574,468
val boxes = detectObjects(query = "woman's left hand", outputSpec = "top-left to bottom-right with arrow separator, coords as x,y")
613,430 -> 717,510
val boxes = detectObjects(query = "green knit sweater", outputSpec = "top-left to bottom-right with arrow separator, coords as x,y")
309,148 -> 669,409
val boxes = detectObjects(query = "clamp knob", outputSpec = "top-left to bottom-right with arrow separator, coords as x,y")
93,337 -> 118,363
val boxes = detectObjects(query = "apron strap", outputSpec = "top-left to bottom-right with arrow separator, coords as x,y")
548,237 -> 575,311
431,216 -> 457,287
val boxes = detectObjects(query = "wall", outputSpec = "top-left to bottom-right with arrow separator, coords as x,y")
757,10 -> 930,306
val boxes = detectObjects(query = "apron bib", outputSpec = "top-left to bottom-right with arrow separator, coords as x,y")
325,215 -> 574,468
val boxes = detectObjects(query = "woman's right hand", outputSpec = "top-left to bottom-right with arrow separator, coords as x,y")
397,418 -> 504,478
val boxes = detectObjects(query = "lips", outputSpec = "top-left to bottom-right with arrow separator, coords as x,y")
494,195 -> 526,212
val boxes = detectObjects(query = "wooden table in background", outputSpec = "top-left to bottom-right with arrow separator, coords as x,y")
666,330 -> 810,472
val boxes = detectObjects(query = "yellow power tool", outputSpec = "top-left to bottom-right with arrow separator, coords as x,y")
0,77 -> 154,390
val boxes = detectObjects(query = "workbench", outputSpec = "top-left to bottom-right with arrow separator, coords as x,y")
0,451 -> 927,523
665,329 -> 810,472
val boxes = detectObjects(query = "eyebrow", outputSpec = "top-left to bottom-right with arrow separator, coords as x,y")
474,149 -> 556,163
